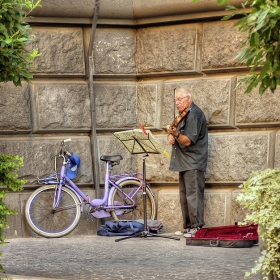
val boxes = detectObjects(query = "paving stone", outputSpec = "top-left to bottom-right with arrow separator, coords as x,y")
1,236 -> 260,280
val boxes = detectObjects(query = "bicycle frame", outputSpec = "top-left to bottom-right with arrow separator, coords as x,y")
41,154 -> 154,214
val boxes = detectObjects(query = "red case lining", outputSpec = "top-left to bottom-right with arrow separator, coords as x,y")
186,224 -> 258,247
194,224 -> 258,240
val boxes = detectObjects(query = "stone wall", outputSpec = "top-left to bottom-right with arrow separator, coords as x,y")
1,0 -> 279,237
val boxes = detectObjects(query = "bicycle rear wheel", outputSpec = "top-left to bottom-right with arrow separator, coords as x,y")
110,179 -> 156,221
25,185 -> 81,238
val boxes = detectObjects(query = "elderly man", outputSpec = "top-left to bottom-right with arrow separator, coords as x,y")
166,88 -> 208,237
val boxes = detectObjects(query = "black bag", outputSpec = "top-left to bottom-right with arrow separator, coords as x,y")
135,219 -> 164,233
97,221 -> 144,236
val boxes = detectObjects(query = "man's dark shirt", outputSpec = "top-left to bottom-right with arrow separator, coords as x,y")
169,102 -> 208,172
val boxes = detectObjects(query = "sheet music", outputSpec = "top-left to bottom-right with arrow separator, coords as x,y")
113,129 -> 170,158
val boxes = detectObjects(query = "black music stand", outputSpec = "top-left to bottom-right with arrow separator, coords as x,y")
113,129 -> 180,242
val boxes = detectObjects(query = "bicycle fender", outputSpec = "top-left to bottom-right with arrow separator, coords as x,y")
115,177 -> 141,185
64,184 -> 84,212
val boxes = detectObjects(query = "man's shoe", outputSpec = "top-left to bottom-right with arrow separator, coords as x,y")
184,227 -> 200,238
175,229 -> 190,236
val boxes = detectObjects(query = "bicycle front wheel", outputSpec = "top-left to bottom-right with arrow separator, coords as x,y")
110,179 -> 156,221
25,185 -> 81,238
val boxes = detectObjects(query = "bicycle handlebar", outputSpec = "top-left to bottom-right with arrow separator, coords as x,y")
54,139 -> 72,171
58,139 -> 72,155
62,138 -> 71,145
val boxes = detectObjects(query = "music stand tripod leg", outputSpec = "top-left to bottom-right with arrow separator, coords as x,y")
115,155 -> 180,242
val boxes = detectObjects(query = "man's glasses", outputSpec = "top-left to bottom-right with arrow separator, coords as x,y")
175,96 -> 188,103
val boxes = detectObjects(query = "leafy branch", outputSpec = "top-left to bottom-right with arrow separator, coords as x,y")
0,154 -> 26,274
193,0 -> 280,95
0,0 -> 42,86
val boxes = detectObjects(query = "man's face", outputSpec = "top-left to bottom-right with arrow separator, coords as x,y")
175,92 -> 191,112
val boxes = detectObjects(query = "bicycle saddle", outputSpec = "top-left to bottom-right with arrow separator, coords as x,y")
100,155 -> 123,164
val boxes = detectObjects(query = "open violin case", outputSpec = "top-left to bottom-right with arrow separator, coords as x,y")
185,224 -> 258,248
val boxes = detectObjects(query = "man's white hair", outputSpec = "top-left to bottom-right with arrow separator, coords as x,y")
175,88 -> 192,98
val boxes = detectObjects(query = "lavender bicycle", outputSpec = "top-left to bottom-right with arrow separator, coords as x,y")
25,138 -> 156,237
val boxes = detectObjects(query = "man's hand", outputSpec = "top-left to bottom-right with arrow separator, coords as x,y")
166,125 -> 191,146
166,125 -> 178,137
167,134 -> 175,145
166,125 -> 177,145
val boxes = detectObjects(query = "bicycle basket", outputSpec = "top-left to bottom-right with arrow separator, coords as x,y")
66,152 -> 81,179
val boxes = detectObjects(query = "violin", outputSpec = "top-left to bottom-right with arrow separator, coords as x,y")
170,107 -> 190,129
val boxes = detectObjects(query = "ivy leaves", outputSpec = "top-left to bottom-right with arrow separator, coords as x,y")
237,168 -> 280,279
0,0 -> 41,86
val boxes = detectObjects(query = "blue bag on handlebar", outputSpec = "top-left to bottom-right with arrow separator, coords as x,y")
66,152 -> 81,179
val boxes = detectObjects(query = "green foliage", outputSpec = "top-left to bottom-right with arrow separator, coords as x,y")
0,154 -> 25,274
0,154 -> 26,192
237,168 -> 280,279
193,0 -> 280,95
224,0 -> 280,95
0,0 -> 41,86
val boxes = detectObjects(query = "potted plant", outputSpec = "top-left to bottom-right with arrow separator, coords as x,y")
237,168 -> 280,280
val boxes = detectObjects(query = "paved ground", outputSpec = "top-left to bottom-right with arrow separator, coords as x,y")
0,234 -> 260,280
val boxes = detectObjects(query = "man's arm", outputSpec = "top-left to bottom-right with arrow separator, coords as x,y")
166,125 -> 191,146
174,133 -> 191,146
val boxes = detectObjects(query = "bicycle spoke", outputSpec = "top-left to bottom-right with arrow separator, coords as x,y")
25,186 -> 81,237
110,180 -> 156,221
53,203 -> 81,213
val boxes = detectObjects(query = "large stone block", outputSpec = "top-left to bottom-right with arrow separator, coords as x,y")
17,192 -> 32,238
236,79 -> 280,127
84,28 -> 136,75
136,81 -> 162,129
204,190 -> 227,227
202,20 -> 247,72
162,78 -> 236,129
29,27 -> 85,75
30,81 -> 90,132
0,82 -> 31,132
94,82 -> 136,128
207,131 -> 275,182
0,137 -> 92,185
274,132 -> 280,168
136,24 -> 202,75
157,189 -> 183,233
230,190 -> 247,225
